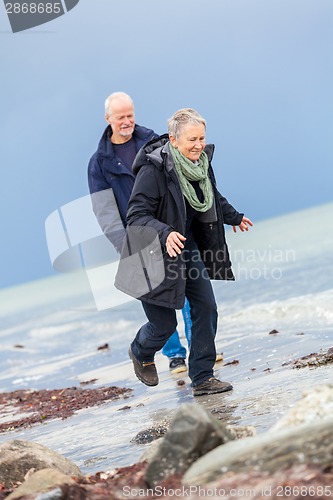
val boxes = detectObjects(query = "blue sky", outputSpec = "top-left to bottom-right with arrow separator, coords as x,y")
0,0 -> 332,288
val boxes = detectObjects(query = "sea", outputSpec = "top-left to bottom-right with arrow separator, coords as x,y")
0,201 -> 332,474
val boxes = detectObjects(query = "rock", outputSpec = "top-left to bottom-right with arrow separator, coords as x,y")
139,426 -> 252,468
272,384 -> 333,431
139,438 -> 163,463
131,413 -> 173,444
131,425 -> 168,444
0,440 -> 82,488
144,402 -> 234,487
6,469 -> 75,499
183,464 -> 333,500
283,347 -> 333,369
139,426 -> 255,467
183,417 -> 333,486
225,425 -> 256,439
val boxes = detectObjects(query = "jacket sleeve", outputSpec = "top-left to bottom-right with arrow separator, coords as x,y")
126,164 -> 173,246
90,189 -> 126,253
88,154 -> 110,194
88,155 -> 126,252
217,190 -> 244,226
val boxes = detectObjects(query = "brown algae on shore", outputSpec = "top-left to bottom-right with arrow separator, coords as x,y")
283,347 -> 333,369
0,385 -> 132,433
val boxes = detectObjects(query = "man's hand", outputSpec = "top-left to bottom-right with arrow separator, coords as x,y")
233,216 -> 253,233
166,231 -> 186,257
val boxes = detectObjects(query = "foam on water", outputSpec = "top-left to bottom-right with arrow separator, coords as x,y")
219,288 -> 333,334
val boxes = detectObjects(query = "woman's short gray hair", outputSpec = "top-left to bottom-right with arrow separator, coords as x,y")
168,108 -> 206,139
104,92 -> 134,118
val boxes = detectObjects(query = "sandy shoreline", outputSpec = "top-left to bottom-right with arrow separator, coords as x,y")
0,335 -> 333,476
1,345 -> 333,498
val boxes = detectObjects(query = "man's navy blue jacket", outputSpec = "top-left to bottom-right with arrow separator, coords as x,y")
88,124 -> 157,225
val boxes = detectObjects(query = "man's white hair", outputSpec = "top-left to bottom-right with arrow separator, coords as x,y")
104,92 -> 134,118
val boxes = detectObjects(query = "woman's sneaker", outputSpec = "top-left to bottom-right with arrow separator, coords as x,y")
169,358 -> 187,374
193,377 -> 233,396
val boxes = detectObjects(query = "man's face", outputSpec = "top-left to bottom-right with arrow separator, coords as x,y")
106,98 -> 135,144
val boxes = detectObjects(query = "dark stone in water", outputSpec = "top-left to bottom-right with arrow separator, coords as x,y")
131,425 -> 168,444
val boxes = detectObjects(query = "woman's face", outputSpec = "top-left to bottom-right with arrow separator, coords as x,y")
170,123 -> 206,162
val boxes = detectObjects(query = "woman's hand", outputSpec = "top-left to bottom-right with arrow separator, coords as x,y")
233,216 -> 253,233
166,231 -> 186,257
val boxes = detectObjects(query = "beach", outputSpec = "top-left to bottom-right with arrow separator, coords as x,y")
0,202 -> 333,477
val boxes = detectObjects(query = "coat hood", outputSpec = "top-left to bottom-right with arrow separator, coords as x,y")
132,134 -> 215,175
132,134 -> 169,174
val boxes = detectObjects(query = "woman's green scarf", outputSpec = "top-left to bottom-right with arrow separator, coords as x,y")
169,142 -> 213,212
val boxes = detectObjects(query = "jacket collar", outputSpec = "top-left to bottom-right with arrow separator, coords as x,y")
132,134 -> 169,174
97,124 -> 155,160
132,134 -> 215,175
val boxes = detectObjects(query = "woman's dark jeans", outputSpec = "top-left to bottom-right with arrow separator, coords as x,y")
131,241 -> 218,387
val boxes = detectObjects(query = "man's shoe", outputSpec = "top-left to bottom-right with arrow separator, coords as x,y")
169,358 -> 187,374
128,347 -> 159,386
215,353 -> 223,362
193,377 -> 233,396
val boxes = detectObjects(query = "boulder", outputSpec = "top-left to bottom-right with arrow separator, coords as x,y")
6,468 -> 75,499
183,417 -> 333,486
183,464 -> 333,500
0,440 -> 82,488
271,383 -> 333,430
139,426 -> 255,464
144,402 -> 234,487
139,438 -> 163,463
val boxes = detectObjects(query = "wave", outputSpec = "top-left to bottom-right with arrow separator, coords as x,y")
218,288 -> 333,333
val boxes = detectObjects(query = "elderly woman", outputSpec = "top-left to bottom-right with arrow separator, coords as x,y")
116,108 -> 252,396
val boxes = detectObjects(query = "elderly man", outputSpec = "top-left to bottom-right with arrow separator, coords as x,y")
88,92 -> 155,236
87,92 -> 191,373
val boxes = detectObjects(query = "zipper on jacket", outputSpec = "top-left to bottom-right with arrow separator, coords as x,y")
168,170 -> 187,235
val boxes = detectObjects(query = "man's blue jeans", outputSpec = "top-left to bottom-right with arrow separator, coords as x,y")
131,241 -> 218,386
161,298 -> 192,359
